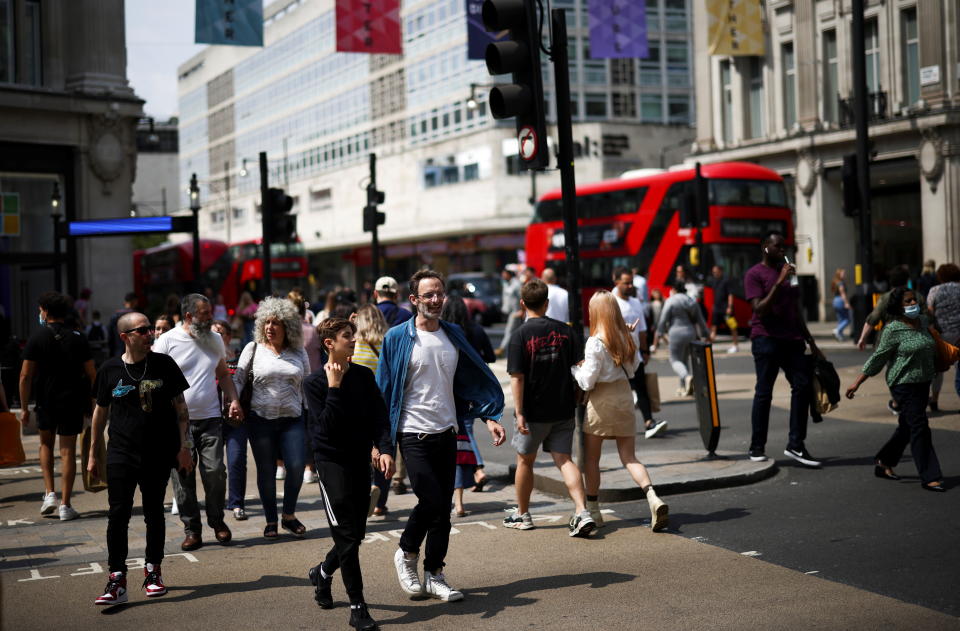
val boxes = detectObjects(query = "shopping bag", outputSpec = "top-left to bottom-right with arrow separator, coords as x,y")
645,372 -> 661,413
80,424 -> 108,493
930,329 -> 960,373
0,411 -> 26,467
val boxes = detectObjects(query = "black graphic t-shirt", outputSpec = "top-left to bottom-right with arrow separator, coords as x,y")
22,323 -> 92,414
507,316 -> 583,423
94,352 -> 189,466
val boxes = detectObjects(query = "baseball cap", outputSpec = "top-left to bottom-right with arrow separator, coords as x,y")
375,276 -> 399,293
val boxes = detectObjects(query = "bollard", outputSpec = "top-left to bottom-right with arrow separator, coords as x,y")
690,341 -> 721,456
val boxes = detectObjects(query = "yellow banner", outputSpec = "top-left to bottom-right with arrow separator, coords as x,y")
707,0 -> 765,56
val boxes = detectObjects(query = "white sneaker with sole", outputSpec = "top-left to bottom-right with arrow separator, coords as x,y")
502,507 -> 534,530
424,571 -> 463,601
275,465 -> 286,480
40,492 -> 57,515
726,345 -> 739,354
303,469 -> 318,483
568,511 -> 596,538
58,504 -> 79,521
644,420 -> 668,439
394,548 -> 422,596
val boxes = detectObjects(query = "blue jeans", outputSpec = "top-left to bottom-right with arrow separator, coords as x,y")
223,422 -> 248,510
247,413 -> 306,523
750,336 -> 811,452
833,296 -> 850,337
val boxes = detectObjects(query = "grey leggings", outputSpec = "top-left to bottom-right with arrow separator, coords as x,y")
667,327 -> 697,387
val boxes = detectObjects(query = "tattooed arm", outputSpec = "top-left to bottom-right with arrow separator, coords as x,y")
172,393 -> 195,473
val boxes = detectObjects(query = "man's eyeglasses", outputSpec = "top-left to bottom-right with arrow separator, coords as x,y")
123,325 -> 153,336
416,292 -> 445,302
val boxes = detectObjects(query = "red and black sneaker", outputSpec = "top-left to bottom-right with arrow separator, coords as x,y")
142,564 -> 167,597
95,572 -> 128,605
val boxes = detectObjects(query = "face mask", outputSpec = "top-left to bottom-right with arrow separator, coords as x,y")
904,304 -> 920,319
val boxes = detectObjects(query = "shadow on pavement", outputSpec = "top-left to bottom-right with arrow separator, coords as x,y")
372,571 -> 635,625
99,574 -> 311,612
664,507 -> 751,533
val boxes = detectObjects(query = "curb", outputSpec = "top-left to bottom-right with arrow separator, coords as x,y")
508,458 -> 778,502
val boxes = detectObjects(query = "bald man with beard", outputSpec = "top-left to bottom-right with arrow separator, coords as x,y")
89,311 -> 193,605
152,293 -> 244,551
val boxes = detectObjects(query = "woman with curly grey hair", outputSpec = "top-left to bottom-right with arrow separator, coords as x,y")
233,297 -> 312,537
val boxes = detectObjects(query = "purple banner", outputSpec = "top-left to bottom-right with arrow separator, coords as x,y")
466,0 -> 496,60
588,0 -> 648,59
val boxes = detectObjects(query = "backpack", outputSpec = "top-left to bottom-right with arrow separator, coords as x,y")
44,324 -> 91,414
86,323 -> 106,343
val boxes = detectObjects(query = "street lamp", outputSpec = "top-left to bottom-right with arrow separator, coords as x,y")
51,181 -> 63,292
189,172 -> 201,288
239,158 -> 248,178
466,83 -> 497,110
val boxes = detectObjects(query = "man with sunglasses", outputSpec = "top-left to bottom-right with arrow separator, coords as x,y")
88,312 -> 193,605
377,270 -> 506,603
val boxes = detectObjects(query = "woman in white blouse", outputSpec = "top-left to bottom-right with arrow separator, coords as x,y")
233,297 -> 311,539
572,291 -> 668,532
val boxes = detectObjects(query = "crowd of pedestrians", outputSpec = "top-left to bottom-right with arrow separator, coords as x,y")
8,235 -> 956,629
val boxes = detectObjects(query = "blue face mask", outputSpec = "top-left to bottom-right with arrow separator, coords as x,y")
904,304 -> 920,319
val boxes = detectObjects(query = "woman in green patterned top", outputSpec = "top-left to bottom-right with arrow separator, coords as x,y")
845,287 -> 945,492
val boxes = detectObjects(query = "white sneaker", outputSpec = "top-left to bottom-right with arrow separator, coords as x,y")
393,548 -> 422,596
275,465 -> 286,480
502,507 -> 534,530
58,504 -> 79,521
303,469 -> 318,484
644,420 -> 668,439
171,497 -> 179,515
424,570 -> 463,602
726,345 -> 739,354
40,492 -> 57,515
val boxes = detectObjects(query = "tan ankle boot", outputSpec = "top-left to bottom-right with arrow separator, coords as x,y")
646,488 -> 668,532
585,500 -> 604,527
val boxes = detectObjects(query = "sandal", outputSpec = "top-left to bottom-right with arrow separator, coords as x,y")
472,475 -> 488,493
454,509 -> 468,518
281,517 -> 307,537
263,523 -> 279,538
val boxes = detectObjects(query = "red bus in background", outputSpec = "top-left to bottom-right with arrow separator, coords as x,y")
133,238 -> 308,317
526,162 -> 794,327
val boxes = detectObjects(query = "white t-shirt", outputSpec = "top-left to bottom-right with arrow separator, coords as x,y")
399,327 -> 458,434
545,283 -> 570,323
152,325 -> 225,420
613,290 -> 648,364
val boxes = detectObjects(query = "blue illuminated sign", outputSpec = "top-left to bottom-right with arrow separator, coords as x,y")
67,217 -> 175,237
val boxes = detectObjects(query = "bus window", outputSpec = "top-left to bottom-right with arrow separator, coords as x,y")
710,179 -> 787,207
534,187 -> 648,222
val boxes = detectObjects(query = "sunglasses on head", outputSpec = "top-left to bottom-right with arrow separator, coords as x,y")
123,325 -> 153,336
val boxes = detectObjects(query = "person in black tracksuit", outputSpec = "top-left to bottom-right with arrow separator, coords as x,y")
304,317 -> 395,631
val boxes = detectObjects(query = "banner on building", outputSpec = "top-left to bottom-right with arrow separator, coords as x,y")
707,0 -> 765,56
195,0 -> 263,47
467,0 -> 497,60
1,193 -> 20,237
336,0 -> 402,54
588,0 -> 648,59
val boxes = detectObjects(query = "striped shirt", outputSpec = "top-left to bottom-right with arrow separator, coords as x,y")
352,340 -> 381,373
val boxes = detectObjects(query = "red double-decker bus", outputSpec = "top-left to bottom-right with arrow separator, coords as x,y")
133,238 -> 308,316
526,162 -> 793,326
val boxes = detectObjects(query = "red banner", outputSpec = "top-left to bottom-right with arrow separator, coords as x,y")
336,0 -> 402,54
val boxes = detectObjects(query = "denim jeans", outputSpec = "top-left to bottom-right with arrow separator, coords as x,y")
222,422 -> 249,510
750,336 -> 811,452
172,417 -> 227,535
877,382 -> 942,483
833,296 -> 851,337
247,412 -> 306,523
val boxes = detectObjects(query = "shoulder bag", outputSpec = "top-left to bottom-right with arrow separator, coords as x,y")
229,342 -> 257,426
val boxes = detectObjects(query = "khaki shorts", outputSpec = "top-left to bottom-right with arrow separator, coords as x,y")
512,418 -> 575,455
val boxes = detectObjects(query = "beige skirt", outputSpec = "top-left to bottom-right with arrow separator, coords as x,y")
584,378 -> 635,437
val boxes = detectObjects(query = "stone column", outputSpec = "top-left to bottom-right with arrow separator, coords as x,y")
917,1 -> 946,108
793,0 -> 818,129
920,127 -> 960,264
64,0 -> 134,96
692,3 -> 715,152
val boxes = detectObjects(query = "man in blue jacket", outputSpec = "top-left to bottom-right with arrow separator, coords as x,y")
377,269 -> 506,603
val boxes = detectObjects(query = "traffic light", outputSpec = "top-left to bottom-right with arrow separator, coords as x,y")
482,0 -> 549,170
680,163 -> 709,228
267,187 -> 296,242
841,153 -> 859,217
363,184 -> 385,233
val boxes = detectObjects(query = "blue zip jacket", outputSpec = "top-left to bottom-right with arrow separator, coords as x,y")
375,317 -> 505,442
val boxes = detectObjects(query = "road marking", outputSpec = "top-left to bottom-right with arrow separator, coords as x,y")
456,521 -> 498,530
805,570 -> 820,575
7,519 -> 34,526
740,550 -> 761,557
18,569 -> 60,582
0,466 -> 43,476
70,563 -> 103,576
531,515 -> 564,524
15,552 -> 199,584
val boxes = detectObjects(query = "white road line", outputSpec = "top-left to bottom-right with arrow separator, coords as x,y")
740,550 -> 762,557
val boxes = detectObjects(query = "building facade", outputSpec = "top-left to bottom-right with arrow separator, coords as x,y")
691,0 -> 959,319
132,117 -> 180,219
0,0 -> 142,337
178,0 -> 696,297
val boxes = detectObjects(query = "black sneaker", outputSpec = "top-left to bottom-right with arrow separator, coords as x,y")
308,564 -> 334,609
887,400 -> 900,416
748,448 -> 767,462
349,602 -> 379,631
784,446 -> 822,468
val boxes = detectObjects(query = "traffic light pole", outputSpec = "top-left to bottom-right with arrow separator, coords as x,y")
551,8 -> 582,336
259,151 -> 273,298
851,0 -> 873,319
369,153 -> 381,282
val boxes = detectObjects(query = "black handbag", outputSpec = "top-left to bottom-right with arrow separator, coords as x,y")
228,342 -> 256,426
